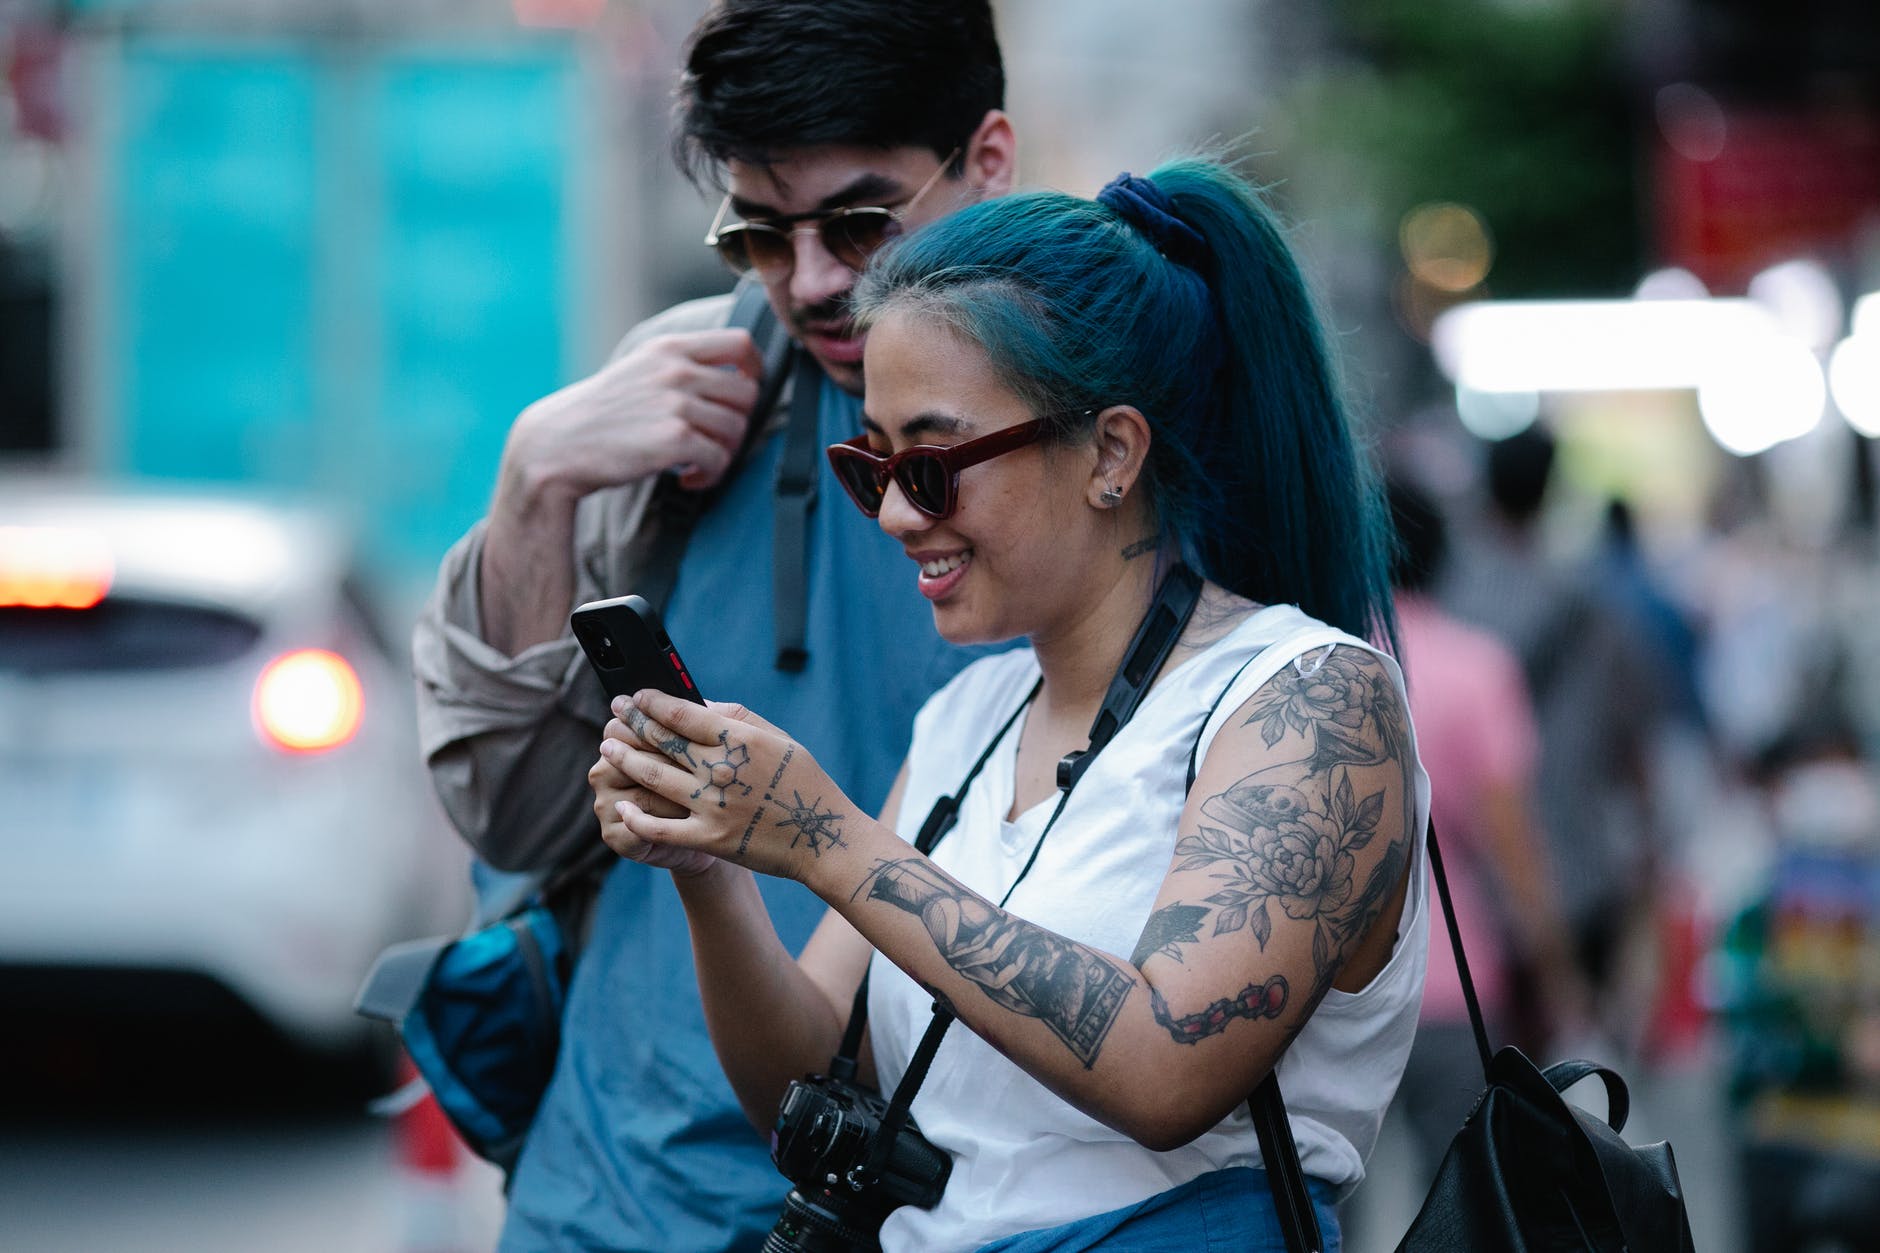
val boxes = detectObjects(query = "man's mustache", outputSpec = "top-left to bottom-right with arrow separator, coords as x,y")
791,293 -> 852,331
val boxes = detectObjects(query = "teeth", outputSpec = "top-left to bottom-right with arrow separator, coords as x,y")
920,552 -> 971,577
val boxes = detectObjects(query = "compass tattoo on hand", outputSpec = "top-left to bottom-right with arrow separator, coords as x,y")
692,731 -> 752,809
773,791 -> 847,856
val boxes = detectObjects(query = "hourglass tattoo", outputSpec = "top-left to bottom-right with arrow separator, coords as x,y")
1131,644 -> 1414,1017
856,859 -> 1134,1067
624,705 -> 698,770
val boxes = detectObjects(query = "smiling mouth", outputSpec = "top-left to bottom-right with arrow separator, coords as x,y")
919,550 -> 971,577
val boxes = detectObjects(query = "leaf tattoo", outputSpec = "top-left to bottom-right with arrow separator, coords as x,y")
1130,903 -> 1211,968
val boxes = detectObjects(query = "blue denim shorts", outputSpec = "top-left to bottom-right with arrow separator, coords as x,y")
976,1167 -> 1341,1252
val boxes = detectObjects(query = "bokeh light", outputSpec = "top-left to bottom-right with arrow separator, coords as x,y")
1748,259 -> 1844,352
1656,82 -> 1729,162
1829,330 -> 1880,437
1399,202 -> 1494,293
252,649 -> 365,754
1454,385 -> 1541,440
1698,337 -> 1826,456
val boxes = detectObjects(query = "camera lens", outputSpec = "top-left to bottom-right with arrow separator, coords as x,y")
761,1188 -> 883,1253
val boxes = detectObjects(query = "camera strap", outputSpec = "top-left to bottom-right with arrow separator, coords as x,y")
826,679 -> 1039,1085
851,563 -> 1203,1185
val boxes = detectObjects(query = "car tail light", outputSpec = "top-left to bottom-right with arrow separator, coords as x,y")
253,649 -> 364,753
0,525 -> 114,609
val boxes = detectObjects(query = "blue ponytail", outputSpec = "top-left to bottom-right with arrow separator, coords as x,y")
852,157 -> 1396,646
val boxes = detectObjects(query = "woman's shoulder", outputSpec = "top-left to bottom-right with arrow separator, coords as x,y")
1166,586 -> 1332,679
1174,593 -> 1411,746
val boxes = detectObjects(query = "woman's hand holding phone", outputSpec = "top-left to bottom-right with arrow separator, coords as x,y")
597,690 -> 863,885
590,715 -> 718,878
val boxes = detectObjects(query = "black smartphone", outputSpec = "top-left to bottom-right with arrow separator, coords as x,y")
569,594 -> 707,706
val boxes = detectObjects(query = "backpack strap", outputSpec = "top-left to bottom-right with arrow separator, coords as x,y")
771,349 -> 824,671
635,280 -> 792,615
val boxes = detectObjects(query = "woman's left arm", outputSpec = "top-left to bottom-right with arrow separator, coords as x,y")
608,651 -> 1416,1152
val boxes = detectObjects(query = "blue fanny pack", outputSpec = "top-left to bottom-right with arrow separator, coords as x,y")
355,875 -> 583,1171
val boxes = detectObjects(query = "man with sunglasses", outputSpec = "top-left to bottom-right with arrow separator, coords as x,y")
410,3 -> 1016,1249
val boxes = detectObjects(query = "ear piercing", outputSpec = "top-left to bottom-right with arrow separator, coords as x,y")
1099,486 -> 1124,508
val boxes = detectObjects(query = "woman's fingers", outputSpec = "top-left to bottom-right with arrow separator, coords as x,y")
613,695 -> 713,768
612,796 -> 697,846
706,698 -> 781,735
622,689 -> 728,749
601,737 -> 700,807
603,714 -> 651,750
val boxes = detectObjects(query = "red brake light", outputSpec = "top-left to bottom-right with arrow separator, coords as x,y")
0,526 -> 114,609
253,649 -> 364,753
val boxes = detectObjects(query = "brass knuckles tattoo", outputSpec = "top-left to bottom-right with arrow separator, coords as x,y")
857,858 -> 1133,1068
1132,645 -> 1414,1017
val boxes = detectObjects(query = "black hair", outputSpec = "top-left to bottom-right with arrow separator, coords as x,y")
673,0 -> 1004,187
1386,476 -> 1448,594
1485,424 -> 1556,525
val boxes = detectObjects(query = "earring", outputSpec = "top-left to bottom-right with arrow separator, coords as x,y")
1098,486 -> 1124,508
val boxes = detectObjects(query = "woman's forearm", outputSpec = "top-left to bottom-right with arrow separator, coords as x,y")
804,821 -> 1288,1152
674,861 -> 851,1133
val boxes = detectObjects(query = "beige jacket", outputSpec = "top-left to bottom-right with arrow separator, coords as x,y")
411,292 -> 794,871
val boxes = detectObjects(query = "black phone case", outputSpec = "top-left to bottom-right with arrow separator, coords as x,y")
569,595 -> 707,706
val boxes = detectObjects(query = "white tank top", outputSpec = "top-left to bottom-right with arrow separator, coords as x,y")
868,604 -> 1431,1253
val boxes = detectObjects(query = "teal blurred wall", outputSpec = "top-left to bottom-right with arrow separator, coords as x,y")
99,35 -> 581,585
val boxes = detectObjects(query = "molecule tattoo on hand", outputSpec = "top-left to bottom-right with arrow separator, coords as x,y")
692,731 -> 753,809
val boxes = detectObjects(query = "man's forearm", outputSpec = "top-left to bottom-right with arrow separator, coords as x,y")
478,466 -> 584,656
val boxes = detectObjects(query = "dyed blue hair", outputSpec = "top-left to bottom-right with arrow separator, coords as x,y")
852,157 -> 1396,644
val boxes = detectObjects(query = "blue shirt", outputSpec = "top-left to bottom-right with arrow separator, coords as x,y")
498,377 -> 984,1252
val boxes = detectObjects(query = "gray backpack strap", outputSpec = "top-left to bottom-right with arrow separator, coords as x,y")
771,349 -> 824,671
636,280 -> 792,615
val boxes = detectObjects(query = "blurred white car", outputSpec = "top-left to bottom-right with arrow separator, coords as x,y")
0,478 -> 468,1068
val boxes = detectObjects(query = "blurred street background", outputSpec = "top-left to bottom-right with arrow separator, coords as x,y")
3,0 -> 1880,1249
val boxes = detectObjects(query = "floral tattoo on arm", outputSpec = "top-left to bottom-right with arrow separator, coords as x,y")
1132,645 -> 1414,1040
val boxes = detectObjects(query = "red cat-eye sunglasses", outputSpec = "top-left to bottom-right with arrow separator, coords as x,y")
826,414 -> 1089,520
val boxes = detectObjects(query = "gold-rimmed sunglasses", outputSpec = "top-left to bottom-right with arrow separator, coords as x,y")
702,149 -> 960,282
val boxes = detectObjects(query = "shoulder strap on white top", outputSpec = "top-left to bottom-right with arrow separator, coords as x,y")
1185,623 -> 1352,792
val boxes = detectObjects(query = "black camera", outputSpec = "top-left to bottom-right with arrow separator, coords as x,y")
762,1073 -> 952,1252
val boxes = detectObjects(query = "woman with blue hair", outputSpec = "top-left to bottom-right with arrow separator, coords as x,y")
590,157 -> 1430,1251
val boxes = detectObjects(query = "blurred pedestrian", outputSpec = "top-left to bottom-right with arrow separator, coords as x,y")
408,4 -> 1019,1249
1385,475 -> 1587,1179
1439,425 -> 1671,1056
1597,497 -> 1707,732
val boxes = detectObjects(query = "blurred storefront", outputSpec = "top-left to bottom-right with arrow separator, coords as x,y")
1,0 -> 692,604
